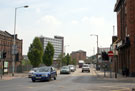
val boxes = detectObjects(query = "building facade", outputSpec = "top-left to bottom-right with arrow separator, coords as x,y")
0,30 -> 23,73
114,0 -> 135,76
39,36 -> 64,60
71,50 -> 86,63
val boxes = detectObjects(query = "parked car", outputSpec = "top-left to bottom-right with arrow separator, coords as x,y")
31,66 -> 57,82
60,66 -> 71,74
82,64 -> 90,72
68,65 -> 76,72
28,68 -> 39,78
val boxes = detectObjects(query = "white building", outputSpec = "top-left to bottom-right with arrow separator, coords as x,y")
39,36 -> 64,60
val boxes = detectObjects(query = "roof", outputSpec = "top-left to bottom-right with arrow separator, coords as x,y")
0,30 -> 12,37
114,0 -> 124,12
72,50 -> 86,54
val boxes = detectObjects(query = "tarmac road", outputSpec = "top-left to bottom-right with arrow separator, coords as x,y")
0,65 -> 135,91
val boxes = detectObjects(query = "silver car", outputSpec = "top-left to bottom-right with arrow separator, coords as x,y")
82,64 -> 90,72
60,66 -> 71,74
68,65 -> 76,72
28,68 -> 38,78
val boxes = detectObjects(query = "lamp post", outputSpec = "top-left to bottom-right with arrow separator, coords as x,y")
12,5 -> 29,76
90,34 -> 99,70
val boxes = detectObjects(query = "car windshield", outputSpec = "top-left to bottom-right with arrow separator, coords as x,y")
83,65 -> 89,67
30,68 -> 38,72
37,67 -> 50,72
62,66 -> 69,69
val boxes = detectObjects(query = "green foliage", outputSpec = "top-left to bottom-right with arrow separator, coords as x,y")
27,37 -> 43,67
65,53 -> 71,65
57,53 -> 77,67
43,42 -> 54,66
22,59 -> 31,66
71,58 -> 77,65
56,53 -> 63,68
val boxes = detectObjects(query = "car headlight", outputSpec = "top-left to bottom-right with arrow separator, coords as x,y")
32,74 -> 36,76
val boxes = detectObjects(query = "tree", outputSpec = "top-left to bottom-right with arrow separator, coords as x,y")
43,42 -> 54,66
22,59 -> 31,66
65,53 -> 71,65
27,37 -> 43,67
57,53 -> 64,68
71,58 -> 77,65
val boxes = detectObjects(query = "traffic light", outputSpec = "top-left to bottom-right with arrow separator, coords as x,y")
15,53 -> 19,61
3,52 -> 6,59
102,51 -> 109,61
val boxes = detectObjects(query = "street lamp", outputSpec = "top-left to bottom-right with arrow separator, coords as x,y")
12,5 -> 29,76
90,34 -> 99,70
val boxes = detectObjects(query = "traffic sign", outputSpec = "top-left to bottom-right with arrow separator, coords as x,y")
108,51 -> 113,57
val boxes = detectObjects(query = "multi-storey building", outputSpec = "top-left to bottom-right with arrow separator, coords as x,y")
39,36 -> 64,60
71,50 -> 86,63
114,0 -> 135,76
0,30 -> 23,72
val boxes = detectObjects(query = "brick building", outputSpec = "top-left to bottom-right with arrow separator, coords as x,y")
71,50 -> 86,63
114,0 -> 135,76
0,30 -> 23,73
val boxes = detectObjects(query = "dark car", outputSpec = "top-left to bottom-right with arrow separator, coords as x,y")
31,66 -> 57,82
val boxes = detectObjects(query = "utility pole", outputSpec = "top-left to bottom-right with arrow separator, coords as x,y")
12,5 -> 29,76
90,34 -> 99,70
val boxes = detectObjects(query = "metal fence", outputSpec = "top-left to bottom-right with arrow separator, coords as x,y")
8,65 -> 32,73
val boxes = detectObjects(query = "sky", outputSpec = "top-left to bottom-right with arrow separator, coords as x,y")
0,0 -> 117,56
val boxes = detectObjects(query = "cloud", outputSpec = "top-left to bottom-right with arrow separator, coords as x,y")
72,20 -> 79,24
81,16 -> 105,26
38,15 -> 62,25
89,17 -> 105,26
35,8 -> 41,13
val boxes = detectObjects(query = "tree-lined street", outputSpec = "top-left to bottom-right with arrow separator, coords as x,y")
0,65 -> 135,91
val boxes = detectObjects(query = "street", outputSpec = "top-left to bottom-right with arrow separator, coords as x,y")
0,65 -> 135,91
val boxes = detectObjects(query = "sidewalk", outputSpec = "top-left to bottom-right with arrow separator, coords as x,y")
0,72 -> 28,80
93,68 -> 135,82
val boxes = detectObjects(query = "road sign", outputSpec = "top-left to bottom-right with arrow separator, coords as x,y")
108,51 -> 113,57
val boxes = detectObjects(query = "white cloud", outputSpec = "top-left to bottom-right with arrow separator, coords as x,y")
35,8 -> 41,13
89,17 -> 105,26
82,16 -> 90,23
38,15 -> 62,25
81,16 -> 105,26
72,20 -> 79,24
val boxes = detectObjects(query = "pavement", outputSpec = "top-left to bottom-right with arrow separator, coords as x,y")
0,72 -> 28,80
93,68 -> 135,82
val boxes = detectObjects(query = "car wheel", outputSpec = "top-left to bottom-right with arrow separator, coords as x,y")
54,75 -> 56,80
32,79 -> 35,82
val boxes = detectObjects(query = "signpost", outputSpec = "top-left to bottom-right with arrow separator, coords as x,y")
108,51 -> 114,57
108,51 -> 113,78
